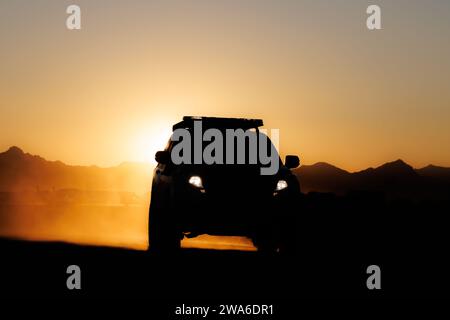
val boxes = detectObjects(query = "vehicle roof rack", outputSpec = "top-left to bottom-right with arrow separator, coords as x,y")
173,116 -> 264,131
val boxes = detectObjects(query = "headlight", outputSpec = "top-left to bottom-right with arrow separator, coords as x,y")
275,179 -> 288,191
188,175 -> 204,189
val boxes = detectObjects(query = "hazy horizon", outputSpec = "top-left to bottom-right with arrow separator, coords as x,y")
2,144 -> 447,173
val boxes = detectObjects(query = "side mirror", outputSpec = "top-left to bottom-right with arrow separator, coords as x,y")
285,155 -> 300,169
155,151 -> 170,164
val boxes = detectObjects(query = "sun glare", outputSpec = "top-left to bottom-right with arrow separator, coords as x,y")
132,126 -> 171,164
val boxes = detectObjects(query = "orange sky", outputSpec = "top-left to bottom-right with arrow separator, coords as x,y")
1,0 -> 450,171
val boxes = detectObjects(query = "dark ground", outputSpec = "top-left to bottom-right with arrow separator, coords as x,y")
0,225 -> 448,301
1,193 -> 449,302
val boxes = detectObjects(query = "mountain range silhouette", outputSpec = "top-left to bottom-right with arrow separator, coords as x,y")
1,146 -> 450,201
0,146 -> 152,194
296,158 -> 450,201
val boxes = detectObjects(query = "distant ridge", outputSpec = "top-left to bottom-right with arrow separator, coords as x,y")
294,162 -> 351,194
5,146 -> 24,156
0,146 -> 153,193
416,164 -> 450,179
295,159 -> 450,199
299,162 -> 350,175
1,146 -> 450,200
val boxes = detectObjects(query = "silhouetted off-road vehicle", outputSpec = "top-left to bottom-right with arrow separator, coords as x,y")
148,116 -> 300,252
